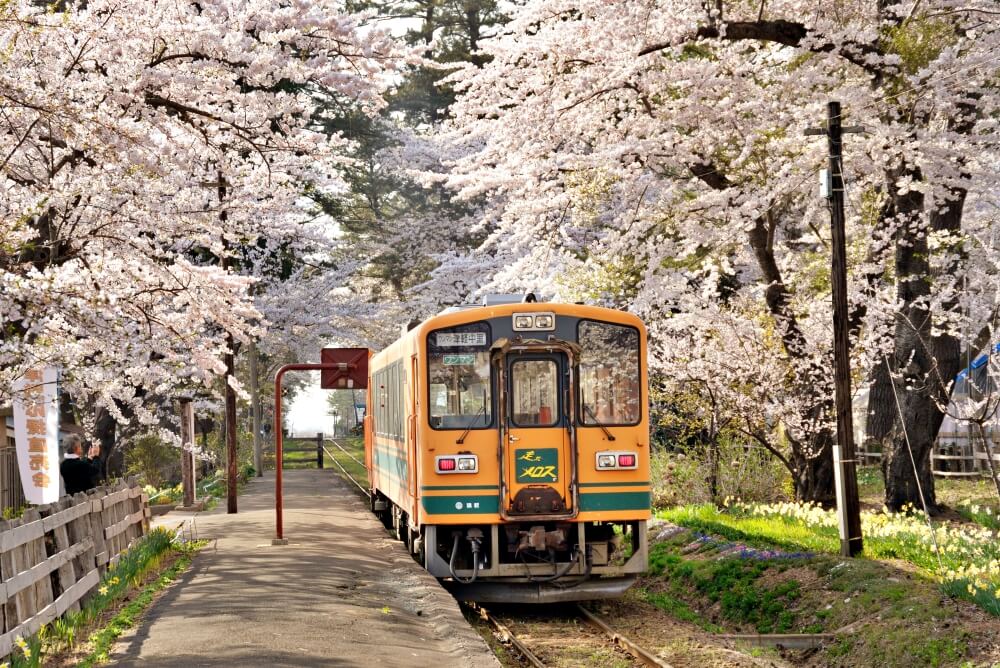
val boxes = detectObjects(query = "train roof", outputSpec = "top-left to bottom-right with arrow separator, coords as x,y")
372,299 -> 645,362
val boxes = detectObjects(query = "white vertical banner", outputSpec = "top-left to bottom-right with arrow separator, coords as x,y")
12,367 -> 61,504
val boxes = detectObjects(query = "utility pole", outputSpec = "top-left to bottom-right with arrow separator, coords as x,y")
806,101 -> 864,557
249,339 -> 263,477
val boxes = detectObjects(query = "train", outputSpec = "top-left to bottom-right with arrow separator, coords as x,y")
363,294 -> 650,603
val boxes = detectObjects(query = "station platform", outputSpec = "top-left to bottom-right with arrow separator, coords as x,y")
112,469 -> 498,667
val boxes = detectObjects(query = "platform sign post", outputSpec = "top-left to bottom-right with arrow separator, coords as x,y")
320,348 -> 369,390
273,350 -> 369,544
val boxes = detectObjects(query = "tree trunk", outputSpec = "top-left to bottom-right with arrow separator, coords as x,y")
864,356 -> 893,459
876,151 -> 966,511
466,7 -> 484,66
707,441 -> 719,504
791,438 -> 836,506
882,389 -> 942,511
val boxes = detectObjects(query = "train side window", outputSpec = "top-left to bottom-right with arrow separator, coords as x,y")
374,368 -> 384,436
578,321 -> 641,426
389,363 -> 397,438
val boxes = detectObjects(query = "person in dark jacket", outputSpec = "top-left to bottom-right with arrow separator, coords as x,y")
59,434 -> 102,495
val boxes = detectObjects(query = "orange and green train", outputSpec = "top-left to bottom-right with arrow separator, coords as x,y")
363,294 -> 650,602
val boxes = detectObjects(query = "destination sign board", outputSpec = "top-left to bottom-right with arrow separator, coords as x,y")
436,332 -> 487,347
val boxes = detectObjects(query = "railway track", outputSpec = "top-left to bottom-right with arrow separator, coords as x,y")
322,439 -> 370,499
470,602 -> 672,668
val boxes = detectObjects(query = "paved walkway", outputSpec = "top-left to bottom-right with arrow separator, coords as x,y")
112,469 -> 498,667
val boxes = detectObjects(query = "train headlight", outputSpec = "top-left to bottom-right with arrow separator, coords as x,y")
458,456 -> 478,472
597,454 -> 617,469
512,311 -> 555,331
533,314 -> 554,329
514,315 -> 533,329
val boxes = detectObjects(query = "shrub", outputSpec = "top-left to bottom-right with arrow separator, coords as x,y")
651,438 -> 791,508
125,434 -> 178,489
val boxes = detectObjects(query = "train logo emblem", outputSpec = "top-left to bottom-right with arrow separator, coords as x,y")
516,448 -> 558,483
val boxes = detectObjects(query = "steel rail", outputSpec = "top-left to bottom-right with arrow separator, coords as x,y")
326,438 -> 366,469
576,605 -> 673,668
321,445 -> 370,499
469,604 -> 546,668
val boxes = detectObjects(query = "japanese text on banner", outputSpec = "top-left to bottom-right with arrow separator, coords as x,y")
12,367 -> 60,504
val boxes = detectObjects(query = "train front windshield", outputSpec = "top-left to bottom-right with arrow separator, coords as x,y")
578,320 -> 641,425
428,323 -> 492,429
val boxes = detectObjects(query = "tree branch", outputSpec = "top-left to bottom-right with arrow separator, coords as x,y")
640,20 -> 885,76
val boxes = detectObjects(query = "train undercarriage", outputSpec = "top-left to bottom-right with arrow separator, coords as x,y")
373,492 -> 647,603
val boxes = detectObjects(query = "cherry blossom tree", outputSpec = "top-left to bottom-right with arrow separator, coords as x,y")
437,0 -> 1000,506
1,1 -> 406,435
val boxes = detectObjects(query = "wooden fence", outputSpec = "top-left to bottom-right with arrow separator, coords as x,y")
855,434 -> 1000,478
282,432 -> 324,469
933,429 -> 1000,478
0,448 -> 26,513
0,480 -> 149,657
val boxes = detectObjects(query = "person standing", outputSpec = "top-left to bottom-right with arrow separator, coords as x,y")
59,434 -> 102,495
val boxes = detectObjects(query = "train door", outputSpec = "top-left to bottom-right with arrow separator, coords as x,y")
502,351 -> 575,517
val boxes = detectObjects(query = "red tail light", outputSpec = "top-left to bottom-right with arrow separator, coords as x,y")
438,457 -> 456,471
618,454 -> 636,467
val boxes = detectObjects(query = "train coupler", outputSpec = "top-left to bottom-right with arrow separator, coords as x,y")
517,525 -> 568,552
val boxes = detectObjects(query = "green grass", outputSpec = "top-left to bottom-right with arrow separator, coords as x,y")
955,499 -> 1000,531
856,464 -> 998,511
659,504 -> 839,553
2,504 -> 28,520
269,437 -> 369,490
644,541 -> 800,633
659,502 -> 1000,617
76,551 -> 195,666
8,528 -> 203,667
640,589 -> 716,630
642,526 -> 977,667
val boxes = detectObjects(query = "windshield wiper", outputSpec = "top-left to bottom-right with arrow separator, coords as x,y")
583,404 -> 616,441
456,403 -> 486,444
